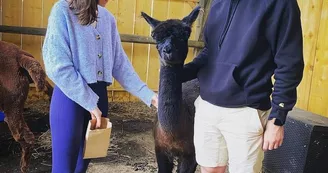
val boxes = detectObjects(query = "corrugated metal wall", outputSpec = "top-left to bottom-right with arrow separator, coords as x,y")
1,0 -> 328,118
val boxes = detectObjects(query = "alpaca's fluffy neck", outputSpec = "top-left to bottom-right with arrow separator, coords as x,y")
158,65 -> 183,132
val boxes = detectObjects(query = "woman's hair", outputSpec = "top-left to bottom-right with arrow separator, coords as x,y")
69,0 -> 99,25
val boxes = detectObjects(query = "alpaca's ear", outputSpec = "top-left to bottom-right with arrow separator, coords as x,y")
141,12 -> 161,29
182,6 -> 201,26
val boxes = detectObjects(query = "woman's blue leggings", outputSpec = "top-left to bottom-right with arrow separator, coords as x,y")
50,82 -> 108,173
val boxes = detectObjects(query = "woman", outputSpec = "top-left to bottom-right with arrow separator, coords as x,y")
42,0 -> 158,172
98,0 -> 108,7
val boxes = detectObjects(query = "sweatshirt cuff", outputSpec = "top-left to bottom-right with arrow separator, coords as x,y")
268,106 -> 289,125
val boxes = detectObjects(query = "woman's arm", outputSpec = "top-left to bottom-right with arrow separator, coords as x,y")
42,4 -> 99,112
110,17 -> 156,107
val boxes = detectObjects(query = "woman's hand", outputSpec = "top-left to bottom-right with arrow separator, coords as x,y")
151,93 -> 158,109
90,107 -> 102,129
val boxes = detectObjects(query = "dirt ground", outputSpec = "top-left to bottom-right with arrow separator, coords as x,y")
0,97 -> 201,173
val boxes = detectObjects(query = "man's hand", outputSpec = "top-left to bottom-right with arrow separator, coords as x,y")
263,118 -> 284,151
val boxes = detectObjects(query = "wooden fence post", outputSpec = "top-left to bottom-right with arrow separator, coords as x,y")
193,0 -> 212,56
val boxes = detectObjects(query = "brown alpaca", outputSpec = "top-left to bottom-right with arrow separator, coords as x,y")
0,40 -> 53,173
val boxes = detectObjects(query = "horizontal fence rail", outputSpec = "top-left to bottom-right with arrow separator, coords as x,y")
0,25 -> 205,49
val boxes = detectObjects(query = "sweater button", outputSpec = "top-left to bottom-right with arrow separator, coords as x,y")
96,35 -> 101,40
98,71 -> 103,75
98,54 -> 102,58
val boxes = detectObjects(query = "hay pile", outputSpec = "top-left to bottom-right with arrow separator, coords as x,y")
32,130 -> 52,159
37,130 -> 52,150
108,102 -> 157,120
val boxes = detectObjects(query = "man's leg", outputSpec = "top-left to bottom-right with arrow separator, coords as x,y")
219,107 -> 269,173
193,96 -> 228,173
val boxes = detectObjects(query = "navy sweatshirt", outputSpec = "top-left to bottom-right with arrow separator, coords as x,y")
183,0 -> 304,125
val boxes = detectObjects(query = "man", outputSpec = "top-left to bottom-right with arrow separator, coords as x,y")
182,0 -> 304,172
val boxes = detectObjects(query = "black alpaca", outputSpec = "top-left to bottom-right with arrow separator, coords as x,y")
142,6 -> 201,173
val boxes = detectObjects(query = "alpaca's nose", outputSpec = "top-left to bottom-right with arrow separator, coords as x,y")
163,46 -> 172,54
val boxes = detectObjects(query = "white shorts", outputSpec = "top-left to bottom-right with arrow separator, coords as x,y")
193,96 -> 270,173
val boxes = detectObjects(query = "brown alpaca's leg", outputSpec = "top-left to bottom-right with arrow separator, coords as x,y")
45,81 -> 54,100
4,109 -> 34,173
21,125 -> 34,173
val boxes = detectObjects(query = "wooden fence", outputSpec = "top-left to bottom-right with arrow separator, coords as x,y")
1,0 -> 328,118
0,0 -> 201,102
296,0 -> 328,118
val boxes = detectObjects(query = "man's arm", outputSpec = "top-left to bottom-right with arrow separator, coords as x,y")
181,46 -> 208,83
266,0 -> 304,126
263,0 -> 304,151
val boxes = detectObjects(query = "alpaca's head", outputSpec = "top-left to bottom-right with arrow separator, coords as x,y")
141,6 -> 201,66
